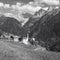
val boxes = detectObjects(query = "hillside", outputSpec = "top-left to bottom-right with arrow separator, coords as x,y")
0,40 -> 60,60
24,8 -> 60,52
0,15 -> 24,36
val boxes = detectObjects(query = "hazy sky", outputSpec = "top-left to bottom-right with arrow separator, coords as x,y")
0,0 -> 59,6
34,0 -> 59,6
0,0 -> 34,5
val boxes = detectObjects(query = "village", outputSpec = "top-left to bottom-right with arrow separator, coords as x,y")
0,32 -> 39,46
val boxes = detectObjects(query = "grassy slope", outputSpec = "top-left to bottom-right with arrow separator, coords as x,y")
0,40 -> 60,60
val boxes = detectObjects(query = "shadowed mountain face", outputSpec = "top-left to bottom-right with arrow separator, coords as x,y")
24,8 -> 60,52
0,15 -> 24,36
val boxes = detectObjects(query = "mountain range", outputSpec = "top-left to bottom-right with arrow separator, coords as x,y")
0,6 -> 60,52
24,8 -> 60,52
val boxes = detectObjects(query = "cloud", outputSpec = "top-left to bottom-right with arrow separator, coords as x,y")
0,2 -> 4,7
11,2 -> 41,14
19,4 -> 41,14
34,0 -> 59,6
4,4 -> 10,8
0,2 -> 41,15
0,2 -> 11,8
16,2 -> 22,6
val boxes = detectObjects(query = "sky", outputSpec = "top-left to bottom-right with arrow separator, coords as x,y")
34,0 -> 59,6
0,0 -> 59,5
0,0 -> 34,4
